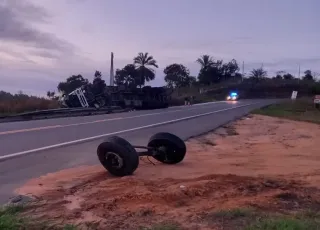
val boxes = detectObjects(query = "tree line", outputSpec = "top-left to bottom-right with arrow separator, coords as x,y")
48,52 -> 319,98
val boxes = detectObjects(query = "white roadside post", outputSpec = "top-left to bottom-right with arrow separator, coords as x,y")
291,91 -> 298,100
291,91 -> 298,105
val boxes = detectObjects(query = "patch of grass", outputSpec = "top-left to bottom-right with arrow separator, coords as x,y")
140,222 -> 181,230
200,138 -> 216,146
246,217 -> 320,230
0,205 -> 27,230
297,210 -> 320,219
203,208 -> 258,229
210,207 -> 255,220
0,204 -> 25,216
0,91 -> 60,116
204,207 -> 320,230
63,224 -> 79,230
226,126 -> 239,136
0,212 -> 26,230
0,204 -> 80,230
221,124 -> 239,136
252,99 -> 320,124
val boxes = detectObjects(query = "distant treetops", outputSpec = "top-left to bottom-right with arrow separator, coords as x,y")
54,53 -> 319,96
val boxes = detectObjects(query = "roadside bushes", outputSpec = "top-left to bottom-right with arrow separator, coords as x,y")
170,78 -> 320,102
0,91 -> 60,116
311,84 -> 320,94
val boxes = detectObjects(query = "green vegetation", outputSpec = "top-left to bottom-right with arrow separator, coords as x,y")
206,208 -> 320,230
0,204 -> 79,230
0,204 -> 180,230
0,205 -> 26,230
246,217 -> 320,230
253,98 -> 320,124
140,222 -> 181,230
1,204 -> 320,230
62,224 -> 78,230
210,207 -> 255,219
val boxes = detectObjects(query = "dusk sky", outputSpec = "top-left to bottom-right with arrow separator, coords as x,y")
1,0 -> 319,96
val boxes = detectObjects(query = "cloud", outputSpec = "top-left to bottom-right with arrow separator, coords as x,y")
0,0 -> 89,96
28,49 -> 61,59
0,46 -> 36,63
0,0 -> 75,58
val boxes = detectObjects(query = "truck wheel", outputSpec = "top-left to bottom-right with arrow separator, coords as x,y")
97,136 -> 139,176
147,132 -> 186,164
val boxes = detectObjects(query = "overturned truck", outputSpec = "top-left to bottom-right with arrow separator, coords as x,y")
62,85 -> 172,110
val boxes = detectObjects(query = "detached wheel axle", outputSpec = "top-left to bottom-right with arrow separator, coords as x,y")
97,133 -> 187,177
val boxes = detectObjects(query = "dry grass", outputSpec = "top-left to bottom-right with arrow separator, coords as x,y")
0,91 -> 60,116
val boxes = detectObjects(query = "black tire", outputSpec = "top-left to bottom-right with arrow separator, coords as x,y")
97,136 -> 139,176
147,132 -> 186,164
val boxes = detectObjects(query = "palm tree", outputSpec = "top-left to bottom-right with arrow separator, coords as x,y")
249,67 -> 267,78
94,70 -> 102,79
196,55 -> 215,70
133,52 -> 158,87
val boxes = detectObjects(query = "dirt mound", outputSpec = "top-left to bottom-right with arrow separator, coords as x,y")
18,169 -> 320,230
15,114 -> 320,229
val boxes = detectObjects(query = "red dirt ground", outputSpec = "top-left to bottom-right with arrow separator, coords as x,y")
16,114 -> 320,230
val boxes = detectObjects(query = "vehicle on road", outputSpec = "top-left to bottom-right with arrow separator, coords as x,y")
226,92 -> 239,101
62,85 -> 172,110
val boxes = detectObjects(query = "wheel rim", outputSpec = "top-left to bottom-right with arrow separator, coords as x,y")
157,146 -> 172,162
148,134 -> 186,164
105,152 -> 123,169
154,142 -> 180,163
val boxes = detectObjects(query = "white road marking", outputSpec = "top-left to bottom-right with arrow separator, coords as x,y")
0,102 -> 258,162
0,101 -> 228,136
0,125 -> 63,135
168,100 -> 227,108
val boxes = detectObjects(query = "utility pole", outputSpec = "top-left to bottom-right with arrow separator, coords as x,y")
298,64 -> 301,79
242,61 -> 244,81
109,52 -> 114,86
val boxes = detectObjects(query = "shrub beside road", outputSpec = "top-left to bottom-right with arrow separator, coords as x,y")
253,98 -> 320,124
0,91 -> 59,117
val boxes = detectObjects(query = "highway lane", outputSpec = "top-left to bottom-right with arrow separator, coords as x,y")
0,102 -> 222,133
0,101 -> 219,132
0,104 -> 188,132
0,99 -> 277,204
1,100 -> 250,156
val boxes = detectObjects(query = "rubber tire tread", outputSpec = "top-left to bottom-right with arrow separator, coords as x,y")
97,136 -> 139,176
148,132 -> 186,164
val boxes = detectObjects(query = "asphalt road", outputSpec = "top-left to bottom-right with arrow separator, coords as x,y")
0,99 -> 277,204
